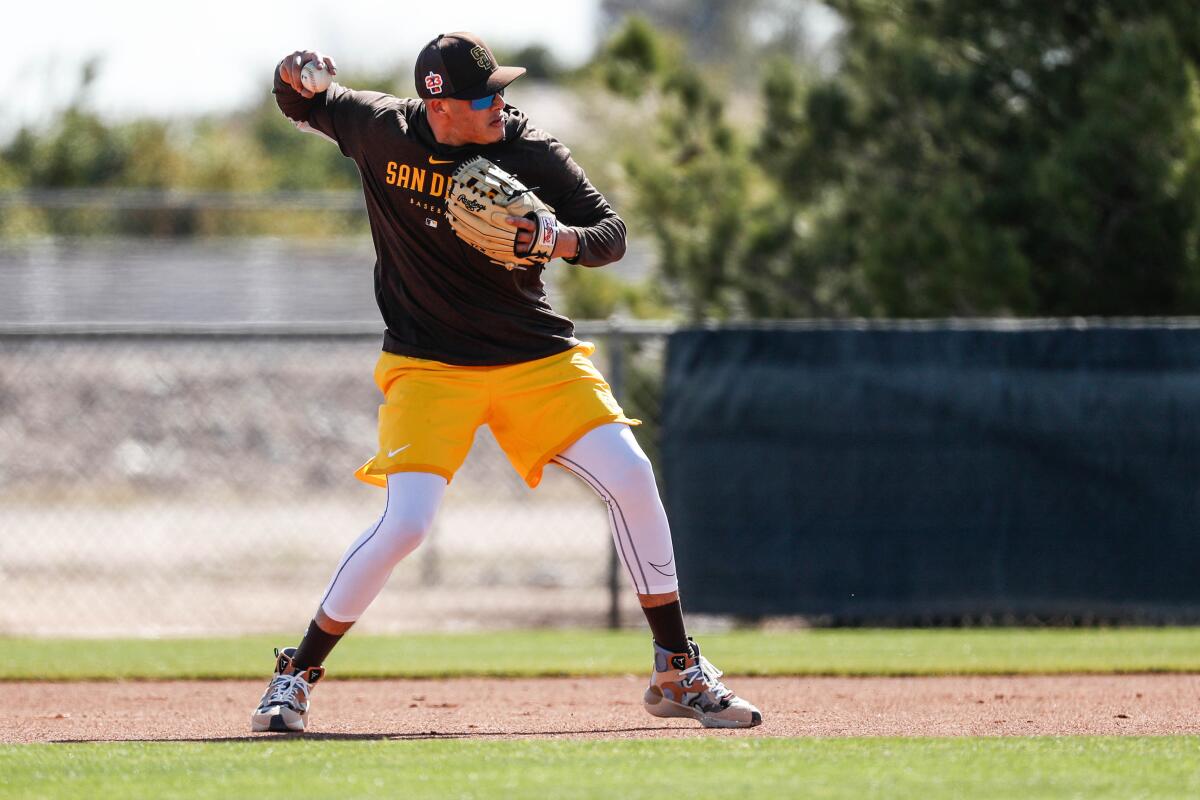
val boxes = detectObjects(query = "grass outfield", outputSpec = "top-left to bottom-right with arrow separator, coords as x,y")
2,738 -> 1198,799
4,628 -> 1200,680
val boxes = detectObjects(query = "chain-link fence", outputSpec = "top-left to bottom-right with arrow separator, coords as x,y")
0,322 -> 672,636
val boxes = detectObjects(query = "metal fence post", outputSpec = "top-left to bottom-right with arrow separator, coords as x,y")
606,320 -> 625,630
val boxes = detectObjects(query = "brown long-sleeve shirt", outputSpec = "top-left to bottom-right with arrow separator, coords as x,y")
274,71 -> 627,366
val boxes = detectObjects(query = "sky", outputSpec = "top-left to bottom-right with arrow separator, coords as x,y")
7,0 -> 600,137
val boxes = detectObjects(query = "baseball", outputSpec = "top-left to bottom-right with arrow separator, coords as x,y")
300,60 -> 332,94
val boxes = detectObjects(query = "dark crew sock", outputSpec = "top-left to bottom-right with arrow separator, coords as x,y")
291,619 -> 344,669
642,600 -> 689,654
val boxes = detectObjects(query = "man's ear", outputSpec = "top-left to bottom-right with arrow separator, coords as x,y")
428,99 -> 447,115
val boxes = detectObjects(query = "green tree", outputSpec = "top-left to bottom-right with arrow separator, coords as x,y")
589,18 -> 830,319
0,61 -> 378,237
586,20 -> 711,319
597,4 -> 1200,318
769,0 -> 1200,315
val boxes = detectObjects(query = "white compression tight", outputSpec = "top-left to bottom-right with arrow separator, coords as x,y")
318,472 -> 447,623
550,423 -> 678,596
318,423 -> 678,623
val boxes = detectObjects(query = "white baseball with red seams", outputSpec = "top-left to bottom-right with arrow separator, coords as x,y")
300,61 -> 332,94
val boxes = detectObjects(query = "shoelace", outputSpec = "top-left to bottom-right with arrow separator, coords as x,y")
679,656 -> 733,702
264,673 -> 307,709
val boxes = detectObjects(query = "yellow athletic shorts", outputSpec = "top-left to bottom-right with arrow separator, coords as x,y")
354,342 -> 640,489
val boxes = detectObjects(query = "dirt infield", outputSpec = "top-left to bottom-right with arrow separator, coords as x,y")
4,674 -> 1199,743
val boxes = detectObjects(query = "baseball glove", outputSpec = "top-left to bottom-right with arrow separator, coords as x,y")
446,156 -> 558,271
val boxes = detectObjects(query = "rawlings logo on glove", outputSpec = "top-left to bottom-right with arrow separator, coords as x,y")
457,195 -> 487,213
446,156 -> 558,271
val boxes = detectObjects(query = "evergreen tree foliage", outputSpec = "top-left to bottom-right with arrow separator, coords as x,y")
598,3 -> 1200,317
793,0 -> 1200,315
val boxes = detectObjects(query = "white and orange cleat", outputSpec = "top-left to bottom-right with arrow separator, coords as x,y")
643,639 -> 762,729
250,647 -> 324,733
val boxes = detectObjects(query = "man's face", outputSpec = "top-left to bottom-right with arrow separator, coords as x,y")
432,93 -> 506,146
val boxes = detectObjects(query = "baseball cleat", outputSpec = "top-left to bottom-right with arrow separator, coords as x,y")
250,647 -> 324,733
643,639 -> 762,729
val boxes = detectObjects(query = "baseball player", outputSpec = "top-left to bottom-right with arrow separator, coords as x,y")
251,32 -> 761,733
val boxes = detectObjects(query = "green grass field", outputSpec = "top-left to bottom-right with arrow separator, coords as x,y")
4,627 -> 1200,679
5,629 -> 1198,799
3,737 -> 1198,800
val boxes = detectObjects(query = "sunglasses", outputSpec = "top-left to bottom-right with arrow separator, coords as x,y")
469,89 -> 504,111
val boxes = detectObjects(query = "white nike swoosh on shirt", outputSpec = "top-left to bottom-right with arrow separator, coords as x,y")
387,445 -> 411,458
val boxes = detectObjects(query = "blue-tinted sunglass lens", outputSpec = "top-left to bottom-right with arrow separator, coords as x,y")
469,91 -> 501,111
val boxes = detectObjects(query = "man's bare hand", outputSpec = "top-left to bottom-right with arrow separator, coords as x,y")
278,51 -> 338,99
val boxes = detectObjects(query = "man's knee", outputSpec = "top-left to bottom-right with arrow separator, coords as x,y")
587,451 -> 656,506
561,424 -> 659,498
374,507 -> 434,563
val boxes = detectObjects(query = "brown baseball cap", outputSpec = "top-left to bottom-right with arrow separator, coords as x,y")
415,32 -> 526,100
